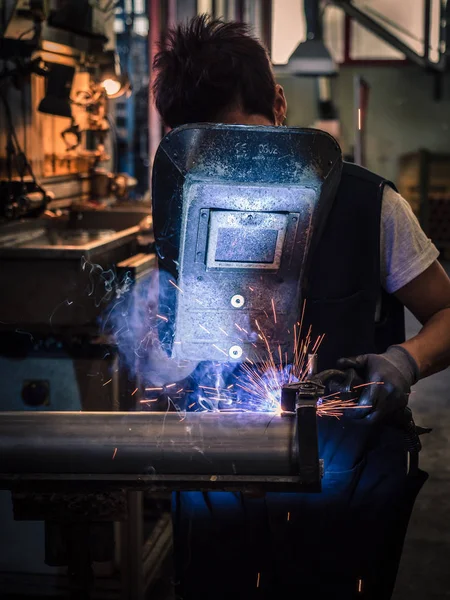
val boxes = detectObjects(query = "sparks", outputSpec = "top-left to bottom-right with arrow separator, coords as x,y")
199,324 -> 211,334
271,298 -> 277,324
131,388 -> 138,396
256,573 -> 261,588
316,397 -> 362,418
212,344 -> 228,357
156,314 -> 168,322
169,279 -> 184,294
112,448 -> 118,460
186,299 -> 370,418
103,378 -> 112,386
353,381 -> 384,389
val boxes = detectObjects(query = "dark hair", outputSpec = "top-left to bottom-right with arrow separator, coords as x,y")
152,14 -> 276,128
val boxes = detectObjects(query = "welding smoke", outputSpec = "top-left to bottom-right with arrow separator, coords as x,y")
81,256 -> 301,413
100,264 -> 202,386
80,255 -> 251,398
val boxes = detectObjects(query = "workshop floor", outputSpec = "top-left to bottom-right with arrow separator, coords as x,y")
393,260 -> 450,600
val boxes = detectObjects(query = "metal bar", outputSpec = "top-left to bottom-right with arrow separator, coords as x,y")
142,513 -> 173,590
353,75 -> 369,167
304,0 -> 323,40
295,390 -> 321,489
0,411 -> 299,478
434,0 -> 450,98
441,0 -> 450,60
148,0 -> 162,181
261,0 -> 272,56
344,13 -> 351,63
424,0 -> 431,61
125,0 -> 136,179
167,0 -> 177,28
331,0 -> 446,72
67,524 -> 92,600
235,0 -> 245,22
121,491 -> 144,600
354,75 -> 362,166
419,149 -> 430,235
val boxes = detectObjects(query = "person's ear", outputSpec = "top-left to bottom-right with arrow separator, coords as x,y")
274,84 -> 287,126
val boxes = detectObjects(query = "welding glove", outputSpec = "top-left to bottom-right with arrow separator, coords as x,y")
337,345 -> 419,423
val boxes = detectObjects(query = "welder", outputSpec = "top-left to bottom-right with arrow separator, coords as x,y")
151,15 -> 450,600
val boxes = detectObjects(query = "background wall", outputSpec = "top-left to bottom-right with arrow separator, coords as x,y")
280,66 -> 450,183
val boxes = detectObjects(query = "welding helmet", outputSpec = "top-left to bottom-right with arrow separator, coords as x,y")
152,124 -> 342,363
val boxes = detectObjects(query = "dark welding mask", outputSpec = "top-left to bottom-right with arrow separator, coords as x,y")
152,124 -> 342,363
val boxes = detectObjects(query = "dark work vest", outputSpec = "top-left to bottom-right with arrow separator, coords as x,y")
304,162 -> 406,372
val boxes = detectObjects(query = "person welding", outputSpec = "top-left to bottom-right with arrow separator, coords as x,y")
150,15 -> 450,600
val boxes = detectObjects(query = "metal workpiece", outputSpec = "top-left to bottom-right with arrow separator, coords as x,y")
294,382 -> 323,486
0,411 -> 320,490
280,380 -> 323,485
307,353 -> 318,377
281,380 -> 324,414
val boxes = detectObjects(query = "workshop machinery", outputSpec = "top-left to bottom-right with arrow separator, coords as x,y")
0,3 -> 156,594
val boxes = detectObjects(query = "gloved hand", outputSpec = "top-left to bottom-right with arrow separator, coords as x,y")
337,345 -> 419,423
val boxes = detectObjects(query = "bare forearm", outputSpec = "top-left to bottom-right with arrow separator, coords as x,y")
401,307 -> 450,378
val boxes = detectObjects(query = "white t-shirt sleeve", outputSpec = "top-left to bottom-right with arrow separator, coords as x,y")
380,185 -> 439,293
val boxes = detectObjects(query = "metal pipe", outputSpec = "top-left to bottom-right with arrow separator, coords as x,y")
148,0 -> 162,181
331,0 -> 446,72
441,0 -> 450,60
261,0 -> 272,56
304,0 -> 323,41
353,75 -> 369,167
121,490 -> 144,600
423,0 -> 431,62
167,0 -> 177,29
0,411 -> 297,481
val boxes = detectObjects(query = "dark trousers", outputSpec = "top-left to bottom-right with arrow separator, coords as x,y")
173,418 -> 427,599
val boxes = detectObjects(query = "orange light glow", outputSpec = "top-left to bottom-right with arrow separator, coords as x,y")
102,78 -> 122,97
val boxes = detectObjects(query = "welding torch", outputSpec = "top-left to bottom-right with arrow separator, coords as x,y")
280,354 -> 424,466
